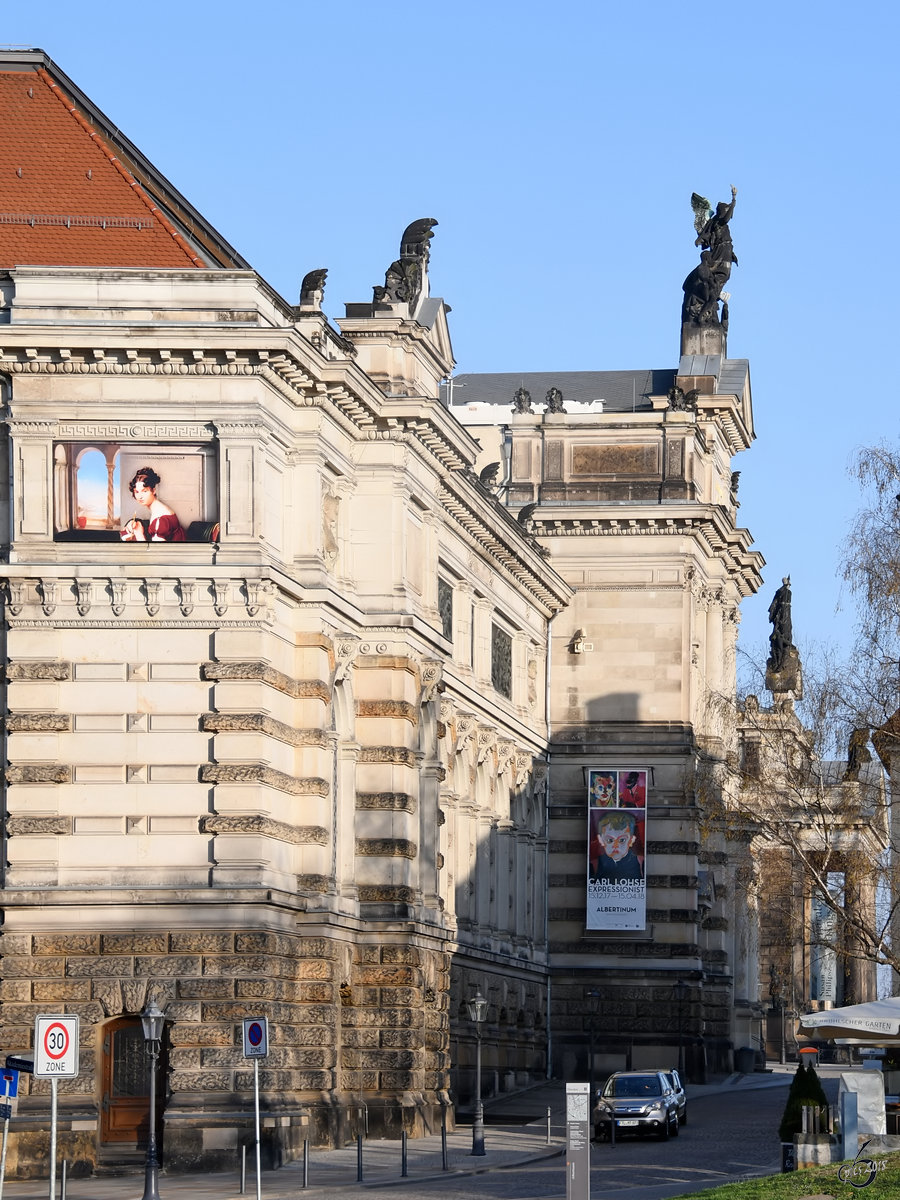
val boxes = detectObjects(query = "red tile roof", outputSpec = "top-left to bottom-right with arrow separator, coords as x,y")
0,66 -> 207,270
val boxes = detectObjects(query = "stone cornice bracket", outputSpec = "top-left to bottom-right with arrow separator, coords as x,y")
455,713 -> 477,755
477,726 -> 497,765
38,578 -> 57,616
142,579 -> 161,618
420,659 -> 443,704
178,579 -> 195,617
5,579 -> 25,616
333,634 -> 360,685
109,578 -> 127,616
213,581 -> 229,617
439,696 -> 455,726
497,739 -> 516,779
75,579 -> 92,617
515,752 -> 536,790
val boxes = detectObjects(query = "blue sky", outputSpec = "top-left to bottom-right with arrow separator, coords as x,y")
6,1 -> 898,666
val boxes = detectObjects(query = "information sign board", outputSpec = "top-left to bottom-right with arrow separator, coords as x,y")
242,1017 -> 269,1058
34,1015 -> 80,1078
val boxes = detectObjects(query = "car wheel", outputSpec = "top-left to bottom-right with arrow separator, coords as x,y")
680,1109 -> 687,1126
670,1113 -> 679,1137
659,1118 -> 670,1140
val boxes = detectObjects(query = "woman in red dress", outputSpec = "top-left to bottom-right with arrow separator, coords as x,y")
120,467 -> 186,542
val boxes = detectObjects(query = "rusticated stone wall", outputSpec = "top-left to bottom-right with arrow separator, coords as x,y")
0,923 -> 454,1172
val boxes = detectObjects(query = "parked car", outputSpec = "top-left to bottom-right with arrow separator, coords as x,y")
663,1067 -> 687,1125
593,1070 -> 680,1140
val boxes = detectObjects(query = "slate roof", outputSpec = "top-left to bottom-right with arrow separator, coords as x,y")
0,49 -> 249,272
442,369 -> 677,413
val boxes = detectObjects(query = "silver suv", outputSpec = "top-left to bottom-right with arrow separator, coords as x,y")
593,1070 -> 680,1140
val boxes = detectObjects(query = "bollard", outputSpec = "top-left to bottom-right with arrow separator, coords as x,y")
60,1161 -> 66,1200
240,1143 -> 246,1194
302,1138 -> 309,1189
441,1104 -> 449,1171
401,1129 -> 408,1177
546,1106 -> 551,1145
357,1133 -> 364,1183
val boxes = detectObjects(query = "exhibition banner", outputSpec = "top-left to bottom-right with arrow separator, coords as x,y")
586,768 -> 647,931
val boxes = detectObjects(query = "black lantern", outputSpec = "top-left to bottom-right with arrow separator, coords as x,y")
466,991 -> 488,1156
140,1000 -> 166,1200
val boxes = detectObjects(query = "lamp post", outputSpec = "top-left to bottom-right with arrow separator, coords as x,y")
140,1000 -> 166,1200
585,989 -> 601,1101
769,964 -> 786,1065
675,980 -> 688,1076
466,990 -> 487,1156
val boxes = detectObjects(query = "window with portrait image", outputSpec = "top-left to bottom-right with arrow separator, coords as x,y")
53,442 -> 218,543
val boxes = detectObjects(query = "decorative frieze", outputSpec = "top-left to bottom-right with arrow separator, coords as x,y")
355,838 -> 417,859
7,816 -> 72,835
198,765 -> 329,797
201,712 -> 328,748
356,700 -> 418,724
199,815 -> 328,845
6,764 -> 71,784
357,885 -> 417,903
358,747 -> 418,767
6,660 -> 71,681
202,660 -> 330,702
355,793 -> 417,814
6,713 -> 71,732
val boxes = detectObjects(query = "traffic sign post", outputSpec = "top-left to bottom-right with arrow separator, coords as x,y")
0,1068 -> 18,1200
242,1019 -> 268,1200
34,1015 -> 79,1200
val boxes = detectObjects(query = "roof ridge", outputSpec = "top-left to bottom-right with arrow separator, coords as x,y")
37,67 -> 204,268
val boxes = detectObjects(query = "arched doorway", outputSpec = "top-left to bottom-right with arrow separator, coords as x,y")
100,1017 -> 163,1151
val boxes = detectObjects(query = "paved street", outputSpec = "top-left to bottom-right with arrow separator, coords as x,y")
0,1065 -> 815,1200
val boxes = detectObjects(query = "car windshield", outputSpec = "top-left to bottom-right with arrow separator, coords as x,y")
604,1076 -> 661,1098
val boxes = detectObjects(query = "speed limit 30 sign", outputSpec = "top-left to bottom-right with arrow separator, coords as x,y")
34,1015 -> 80,1077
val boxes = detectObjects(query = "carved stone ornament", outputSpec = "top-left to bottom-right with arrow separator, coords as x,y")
213,581 -> 229,617
109,579 -> 128,616
75,580 -> 92,617
420,660 -> 443,703
455,714 -> 477,753
5,580 -> 25,616
512,387 -> 534,415
143,580 -> 161,617
298,268 -> 327,311
178,579 -> 195,617
199,763 -> 329,797
373,218 -> 437,315
38,578 -> 57,616
477,727 -> 497,765
333,635 -> 359,684
200,814 -> 328,845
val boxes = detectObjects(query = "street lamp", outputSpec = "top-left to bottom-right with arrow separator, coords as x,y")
675,981 -> 688,1076
769,964 -> 786,1065
140,1000 -> 166,1200
585,989 -> 601,1100
466,990 -> 488,1156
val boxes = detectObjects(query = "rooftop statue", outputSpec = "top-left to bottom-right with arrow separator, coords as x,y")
373,218 -> 438,314
512,386 -> 534,414
767,576 -> 793,672
545,387 -> 565,414
681,187 -> 737,331
298,268 -> 327,311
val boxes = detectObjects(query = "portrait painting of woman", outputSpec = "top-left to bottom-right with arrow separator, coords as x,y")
119,467 -> 186,542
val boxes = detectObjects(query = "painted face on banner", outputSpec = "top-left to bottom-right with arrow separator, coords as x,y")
599,822 -> 636,862
591,773 -> 616,806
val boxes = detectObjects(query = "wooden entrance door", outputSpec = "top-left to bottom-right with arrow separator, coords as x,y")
101,1018 -> 151,1146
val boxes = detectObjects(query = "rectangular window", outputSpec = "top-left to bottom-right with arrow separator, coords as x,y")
491,623 -> 512,698
438,576 -> 453,641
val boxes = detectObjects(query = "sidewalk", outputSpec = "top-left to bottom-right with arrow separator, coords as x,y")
0,1070 -> 795,1200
